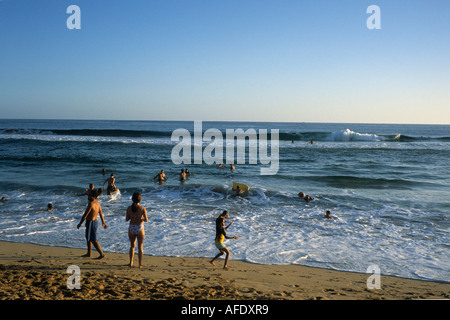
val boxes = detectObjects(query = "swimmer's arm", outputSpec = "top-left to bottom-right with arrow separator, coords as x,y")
75,189 -> 88,196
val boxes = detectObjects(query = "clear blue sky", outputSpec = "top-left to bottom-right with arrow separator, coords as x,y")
1,0 -> 449,124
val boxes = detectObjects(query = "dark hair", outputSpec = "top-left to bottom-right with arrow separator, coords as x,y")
93,188 -> 102,197
131,192 -> 142,212
215,210 -> 228,233
219,210 -> 228,218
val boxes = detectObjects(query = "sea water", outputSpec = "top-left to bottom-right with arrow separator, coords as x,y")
0,119 -> 448,282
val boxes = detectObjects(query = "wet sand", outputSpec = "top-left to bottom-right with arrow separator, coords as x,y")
0,241 -> 448,300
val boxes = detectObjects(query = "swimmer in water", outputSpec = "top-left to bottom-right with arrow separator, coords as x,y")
153,170 -> 167,183
298,192 -> 314,203
180,169 -> 187,182
76,184 -> 95,197
103,173 -> 118,195
235,185 -> 244,197
324,210 -> 334,219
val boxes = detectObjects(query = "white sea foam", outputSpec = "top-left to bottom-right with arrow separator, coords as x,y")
326,129 -> 384,142
1,120 -> 449,283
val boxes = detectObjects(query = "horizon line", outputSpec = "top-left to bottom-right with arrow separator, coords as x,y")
0,118 -> 449,126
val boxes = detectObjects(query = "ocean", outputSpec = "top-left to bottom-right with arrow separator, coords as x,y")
0,119 -> 448,282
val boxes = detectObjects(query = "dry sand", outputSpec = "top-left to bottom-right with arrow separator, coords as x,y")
0,240 -> 448,301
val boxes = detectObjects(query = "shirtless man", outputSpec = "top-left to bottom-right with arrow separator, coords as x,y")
76,183 -> 95,197
179,169 -> 187,182
77,188 -> 108,259
153,170 -> 167,183
103,173 -> 118,195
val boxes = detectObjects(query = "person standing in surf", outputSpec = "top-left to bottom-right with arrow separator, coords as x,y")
179,169 -> 187,182
103,173 -> 118,195
126,192 -> 148,268
76,183 -> 95,197
210,210 -> 239,270
77,188 -> 108,259
153,170 -> 167,184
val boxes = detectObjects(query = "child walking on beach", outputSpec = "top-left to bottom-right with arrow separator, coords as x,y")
210,210 -> 239,270
126,192 -> 148,268
77,188 -> 108,259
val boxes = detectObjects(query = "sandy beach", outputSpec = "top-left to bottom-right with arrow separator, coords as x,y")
0,240 -> 448,301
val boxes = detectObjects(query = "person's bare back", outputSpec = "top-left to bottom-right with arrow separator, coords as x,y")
126,205 -> 147,225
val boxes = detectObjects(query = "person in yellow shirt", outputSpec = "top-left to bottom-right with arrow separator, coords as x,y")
209,210 -> 239,270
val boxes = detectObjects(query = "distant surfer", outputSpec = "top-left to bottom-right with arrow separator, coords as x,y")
103,173 -> 119,195
230,164 -> 235,171
209,210 -> 239,270
47,203 -> 53,211
185,168 -> 191,176
153,170 -> 167,183
77,188 -> 107,259
298,192 -> 314,203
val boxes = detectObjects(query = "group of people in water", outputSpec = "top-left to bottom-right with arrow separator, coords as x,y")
152,168 -> 193,183
73,166 -> 334,270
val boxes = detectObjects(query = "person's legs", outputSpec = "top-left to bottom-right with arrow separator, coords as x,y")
222,247 -> 231,270
129,231 -> 137,267
82,241 -> 92,257
136,230 -> 145,268
93,241 -> 105,259
210,248 -> 226,266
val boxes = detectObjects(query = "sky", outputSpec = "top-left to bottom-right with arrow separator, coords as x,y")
0,0 -> 449,124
